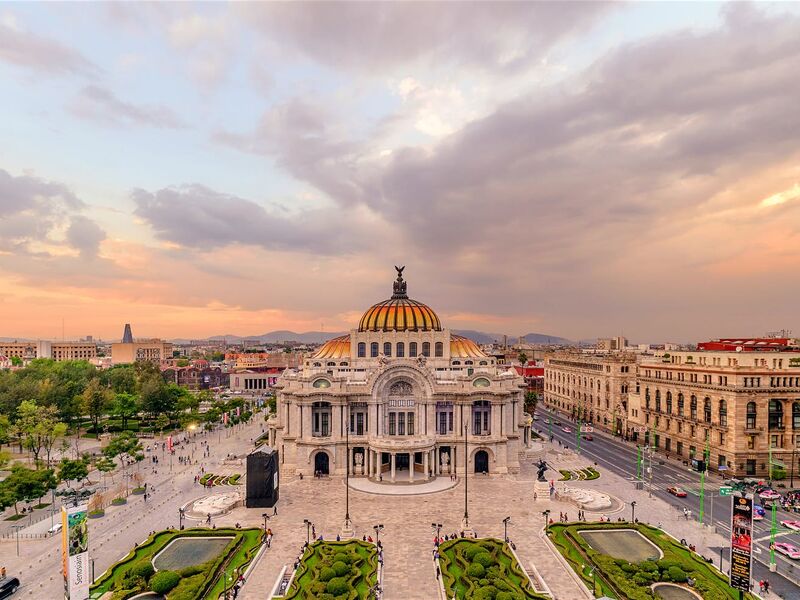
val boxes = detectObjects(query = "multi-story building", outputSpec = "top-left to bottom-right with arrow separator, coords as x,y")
268,268 -> 533,482
543,352 -> 637,435
0,341 -> 97,362
111,325 -> 172,364
628,350 -> 800,478
162,365 -> 229,390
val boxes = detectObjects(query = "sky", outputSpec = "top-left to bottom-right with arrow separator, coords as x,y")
1,2 -> 799,343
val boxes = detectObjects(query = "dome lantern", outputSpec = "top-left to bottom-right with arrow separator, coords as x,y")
357,267 -> 442,332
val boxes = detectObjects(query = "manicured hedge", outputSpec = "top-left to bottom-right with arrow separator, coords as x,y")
283,540 -> 378,599
438,538 -> 548,600
548,522 -> 756,600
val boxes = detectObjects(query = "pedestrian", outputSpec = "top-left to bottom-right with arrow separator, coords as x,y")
273,506 -> 278,516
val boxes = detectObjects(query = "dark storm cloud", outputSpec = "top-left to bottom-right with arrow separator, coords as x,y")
68,85 -> 185,129
131,183 -> 378,255
241,2 -> 616,73
0,23 -> 98,76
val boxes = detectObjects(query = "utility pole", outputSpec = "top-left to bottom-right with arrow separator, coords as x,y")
637,445 -> 642,481
770,502 -> 778,571
576,417 -> 581,454
700,431 -> 709,523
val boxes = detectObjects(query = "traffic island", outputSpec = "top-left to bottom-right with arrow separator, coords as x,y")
547,522 -> 757,600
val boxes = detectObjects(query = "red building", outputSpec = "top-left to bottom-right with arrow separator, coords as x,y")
697,337 -> 798,352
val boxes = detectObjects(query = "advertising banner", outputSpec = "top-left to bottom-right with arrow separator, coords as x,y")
167,435 -> 173,452
730,493 -> 753,592
223,412 -> 229,425
62,504 -> 90,600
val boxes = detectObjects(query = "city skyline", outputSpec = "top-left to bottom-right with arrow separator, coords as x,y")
2,2 -> 800,341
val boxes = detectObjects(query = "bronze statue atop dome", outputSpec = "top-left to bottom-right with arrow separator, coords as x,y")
392,265 -> 407,298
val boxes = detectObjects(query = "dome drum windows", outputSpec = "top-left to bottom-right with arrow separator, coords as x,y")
396,342 -> 404,357
357,342 -> 366,358
370,342 -> 379,358
409,342 -> 418,357
422,342 -> 431,357
383,342 -> 392,357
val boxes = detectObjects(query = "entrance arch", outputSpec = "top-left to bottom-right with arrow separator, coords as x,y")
474,450 -> 489,474
314,451 -> 330,475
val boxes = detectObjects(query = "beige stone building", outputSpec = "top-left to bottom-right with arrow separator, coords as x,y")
543,352 -> 637,435
111,339 -> 173,364
0,341 -> 97,361
267,268 -> 533,483
627,350 -> 800,478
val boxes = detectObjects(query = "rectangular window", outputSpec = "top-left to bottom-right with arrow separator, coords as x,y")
389,412 -> 396,435
438,411 -> 447,435
747,435 -> 755,450
398,412 -> 405,435
409,342 -> 417,357
407,412 -> 414,435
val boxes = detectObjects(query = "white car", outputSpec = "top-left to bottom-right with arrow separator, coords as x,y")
781,520 -> 800,532
760,489 -> 781,501
47,522 -> 62,535
775,542 -> 800,560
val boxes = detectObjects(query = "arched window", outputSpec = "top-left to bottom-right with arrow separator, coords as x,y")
690,395 -> 697,420
666,392 -> 673,414
719,399 -> 727,427
422,342 -> 431,357
746,402 -> 757,429
793,402 -> 800,430
703,397 -> 712,423
677,393 -> 684,416
769,400 -> 784,430
409,342 -> 418,357
326,361 -> 336,367
396,342 -> 404,358
357,342 -> 366,358
383,342 -> 392,357
370,342 -> 379,358
472,400 -> 491,435
435,341 -> 443,357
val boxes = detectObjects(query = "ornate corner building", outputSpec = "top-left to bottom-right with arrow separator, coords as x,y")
267,268 -> 533,482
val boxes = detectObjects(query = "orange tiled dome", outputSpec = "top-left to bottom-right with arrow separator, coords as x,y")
312,335 -> 351,359
450,334 -> 488,358
358,267 -> 442,332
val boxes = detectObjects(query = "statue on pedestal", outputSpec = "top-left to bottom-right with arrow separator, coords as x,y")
355,452 -> 364,475
441,450 -> 450,474
536,459 -> 550,482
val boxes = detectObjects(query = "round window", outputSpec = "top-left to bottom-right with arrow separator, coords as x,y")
313,379 -> 331,389
473,377 -> 490,388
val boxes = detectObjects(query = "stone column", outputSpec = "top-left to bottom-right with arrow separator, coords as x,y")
375,451 -> 381,478
423,450 -> 429,480
347,447 -> 353,476
366,449 -> 371,478
390,453 -> 396,482
409,454 -> 415,483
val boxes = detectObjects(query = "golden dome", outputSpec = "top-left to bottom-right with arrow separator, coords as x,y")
312,335 -> 351,359
450,334 -> 488,358
358,267 -> 442,332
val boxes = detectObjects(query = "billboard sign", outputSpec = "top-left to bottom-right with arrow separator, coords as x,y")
62,504 -> 90,600
729,494 -> 753,592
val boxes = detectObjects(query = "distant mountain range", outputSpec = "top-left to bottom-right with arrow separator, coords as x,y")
170,330 -> 574,346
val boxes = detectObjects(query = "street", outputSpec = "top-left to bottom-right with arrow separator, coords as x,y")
537,405 -> 800,598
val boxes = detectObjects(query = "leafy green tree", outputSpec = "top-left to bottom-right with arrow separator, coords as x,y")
110,393 -> 139,431
524,391 -> 539,416
0,413 -> 9,444
58,457 -> 90,488
1,464 -> 56,514
517,352 -> 528,366
155,413 -> 170,435
107,366 -> 137,394
95,456 -> 117,484
140,375 -> 171,419
103,432 -> 143,491
10,356 -> 22,366
81,379 -> 111,434
14,400 -> 65,468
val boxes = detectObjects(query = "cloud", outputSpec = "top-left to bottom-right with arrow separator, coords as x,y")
68,85 -> 185,129
240,2 -> 615,74
131,183 -> 384,255
0,23 -> 98,76
66,216 -> 106,259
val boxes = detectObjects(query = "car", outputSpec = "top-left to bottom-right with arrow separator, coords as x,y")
583,434 -> 594,441
668,486 -> 688,497
554,420 -> 562,426
754,505 -> 766,521
782,520 -> 800,531
760,489 -> 782,501
47,522 -> 62,535
774,542 -> 800,560
562,427 -> 572,433
0,577 -> 20,599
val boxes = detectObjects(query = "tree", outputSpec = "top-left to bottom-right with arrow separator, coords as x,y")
524,391 -> 539,417
95,456 -> 116,484
1,464 -> 56,514
140,376 -> 171,419
155,413 -> 170,436
517,352 -> 528,366
10,356 -> 22,366
14,400 -> 65,468
58,457 -> 90,488
82,379 -> 111,434
110,393 -> 139,431
103,432 -> 143,493
107,366 -> 137,395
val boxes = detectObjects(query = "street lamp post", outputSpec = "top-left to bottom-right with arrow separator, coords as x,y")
542,510 -> 550,531
345,408 -> 350,524
304,519 -> 313,544
630,501 -> 637,523
502,516 -> 511,542
262,513 -> 269,539
178,507 -> 185,530
431,523 -> 442,542
463,421 -> 469,529
91,558 -> 96,583
374,524 -> 384,545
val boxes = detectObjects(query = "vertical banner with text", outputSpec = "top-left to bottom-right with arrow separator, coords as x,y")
62,504 -> 90,600
729,493 -> 753,592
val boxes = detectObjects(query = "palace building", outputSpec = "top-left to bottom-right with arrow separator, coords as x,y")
267,268 -> 533,482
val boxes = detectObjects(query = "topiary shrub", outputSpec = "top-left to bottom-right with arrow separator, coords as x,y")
325,577 -> 348,596
333,552 -> 351,564
467,562 -> 485,578
130,561 -> 155,581
319,567 -> 336,582
496,592 -> 514,600
150,570 -> 180,594
473,586 -> 498,600
667,566 -> 687,582
465,544 -> 485,561
474,552 -> 495,568
331,560 -> 350,577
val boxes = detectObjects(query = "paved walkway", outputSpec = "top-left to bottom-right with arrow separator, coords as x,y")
347,474 -> 458,495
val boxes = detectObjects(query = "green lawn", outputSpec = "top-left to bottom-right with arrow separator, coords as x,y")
283,540 -> 378,599
438,538 -> 548,600
548,522 -> 757,600
90,527 -> 262,600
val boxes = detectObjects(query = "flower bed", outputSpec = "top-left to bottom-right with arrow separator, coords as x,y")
90,527 -> 262,600
199,473 -> 242,486
548,522 -> 756,600
558,467 -> 600,481
111,497 -> 127,506
438,538 -> 548,600
282,540 -> 378,599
